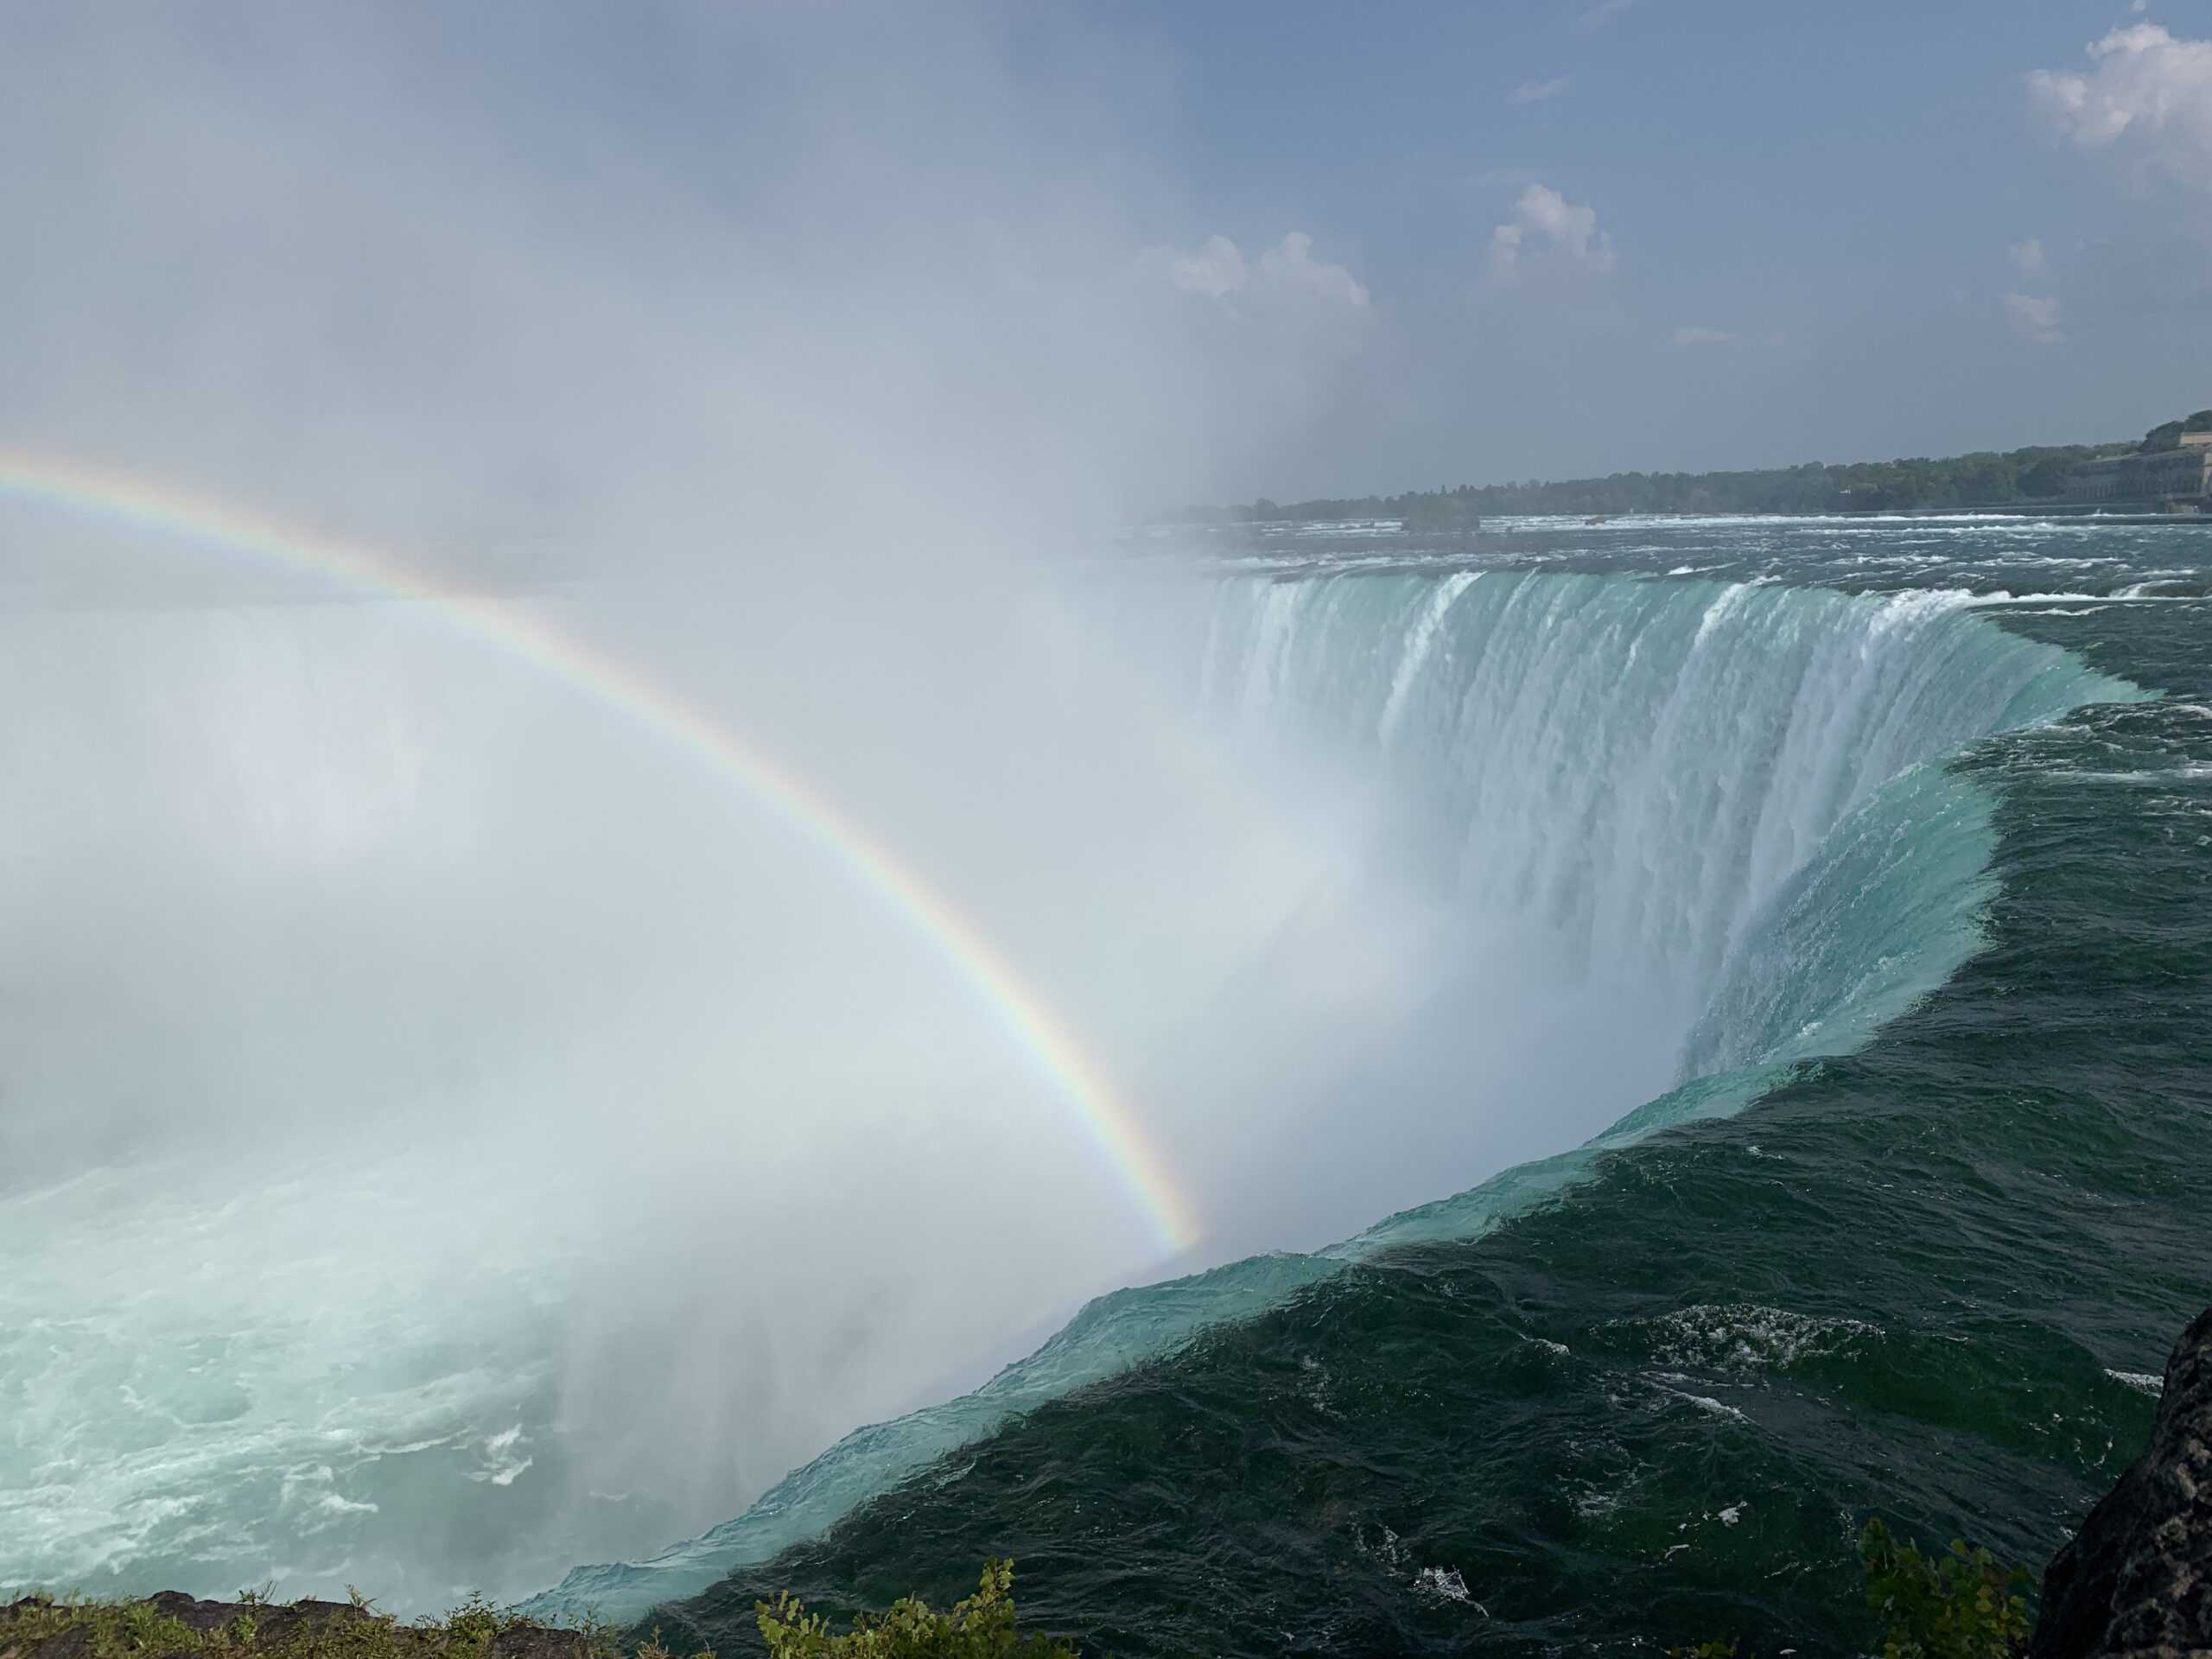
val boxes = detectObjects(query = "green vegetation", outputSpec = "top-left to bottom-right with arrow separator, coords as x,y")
0,1596 -> 215,1659
0,1529 -> 2042,1659
1173,409 -> 2210,523
1673,1522 -> 2033,1659
0,1569 -> 1073,1659
0,1588 -> 591,1659
1858,1521 -> 2031,1659
753,1561 -> 1073,1659
2140,410 -> 2212,451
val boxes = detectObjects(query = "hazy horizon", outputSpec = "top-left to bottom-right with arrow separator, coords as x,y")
6,5 -> 2209,543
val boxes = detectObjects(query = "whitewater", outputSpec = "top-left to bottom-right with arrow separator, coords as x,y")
534,546 -> 2151,1620
5,514 -> 2205,1658
632,518 -> 2209,1658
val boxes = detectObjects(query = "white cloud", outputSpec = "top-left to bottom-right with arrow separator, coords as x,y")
2028,24 -> 2212,192
1257,231 -> 1371,306
1518,184 -> 1609,260
1510,75 -> 1574,105
2003,291 -> 2065,344
1164,233 -> 1247,299
2008,237 -> 2046,276
1151,231 -> 1368,308
1671,325 -> 1735,346
1579,0 -> 1637,32
1489,182 -> 1617,281
1487,222 -> 1524,279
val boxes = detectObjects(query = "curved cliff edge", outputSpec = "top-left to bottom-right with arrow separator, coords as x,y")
6,1309 -> 2206,1658
2032,1306 -> 2212,1659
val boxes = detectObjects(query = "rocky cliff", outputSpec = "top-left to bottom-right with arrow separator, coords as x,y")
2032,1306 -> 2212,1658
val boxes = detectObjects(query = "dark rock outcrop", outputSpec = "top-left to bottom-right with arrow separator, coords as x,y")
2032,1306 -> 2212,1658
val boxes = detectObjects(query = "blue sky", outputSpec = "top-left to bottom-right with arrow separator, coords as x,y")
1098,0 -> 2212,493
2,3 -> 2207,525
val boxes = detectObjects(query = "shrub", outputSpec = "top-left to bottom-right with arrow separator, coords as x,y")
0,1589 -> 595,1659
1858,1520 -> 2031,1659
753,1561 -> 1077,1659
1674,1521 -> 2031,1659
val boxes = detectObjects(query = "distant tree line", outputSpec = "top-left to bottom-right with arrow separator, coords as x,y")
1172,411 -> 2210,524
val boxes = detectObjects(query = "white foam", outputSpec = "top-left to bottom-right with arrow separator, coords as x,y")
1376,572 -> 1479,742
1414,1565 -> 1480,1609
1666,1389 -> 1748,1423
1628,1304 -> 1881,1370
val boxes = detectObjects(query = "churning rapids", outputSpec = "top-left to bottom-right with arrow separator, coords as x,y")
5,514 -> 2209,1658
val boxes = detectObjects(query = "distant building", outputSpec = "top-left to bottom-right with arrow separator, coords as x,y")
2068,431 -> 2212,504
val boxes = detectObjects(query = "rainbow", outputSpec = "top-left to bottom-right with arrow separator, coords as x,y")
0,449 -> 1200,1255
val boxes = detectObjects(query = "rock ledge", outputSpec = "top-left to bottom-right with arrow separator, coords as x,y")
2031,1306 -> 2212,1659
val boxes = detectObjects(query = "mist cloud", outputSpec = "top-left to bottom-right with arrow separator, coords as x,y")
0,5 -> 1359,572
0,0 -> 1446,1608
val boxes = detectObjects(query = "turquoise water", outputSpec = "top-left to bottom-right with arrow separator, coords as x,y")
544,518 -> 2212,1654
7,512 -> 2205,1653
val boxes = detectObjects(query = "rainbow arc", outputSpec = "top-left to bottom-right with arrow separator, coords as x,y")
0,450 -> 1199,1255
